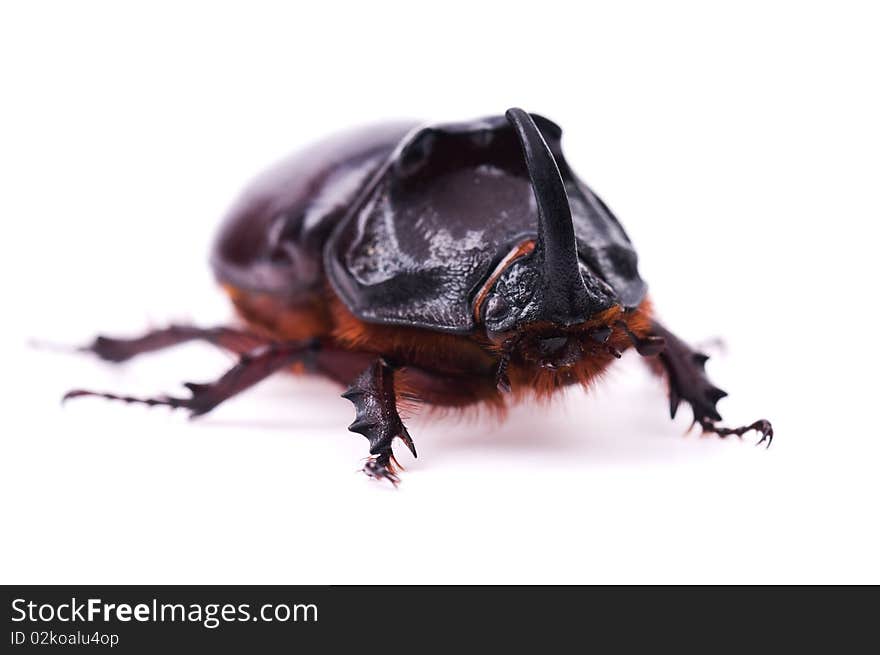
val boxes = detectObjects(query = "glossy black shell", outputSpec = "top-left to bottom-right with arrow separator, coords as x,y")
212,113 -> 647,334
212,122 -> 417,300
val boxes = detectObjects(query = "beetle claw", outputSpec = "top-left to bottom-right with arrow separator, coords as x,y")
363,456 -> 400,487
753,420 -> 774,448
697,418 -> 774,448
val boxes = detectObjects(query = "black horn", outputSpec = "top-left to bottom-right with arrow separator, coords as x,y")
505,107 -> 591,324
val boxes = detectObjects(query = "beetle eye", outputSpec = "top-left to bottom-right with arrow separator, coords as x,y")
484,295 -> 509,321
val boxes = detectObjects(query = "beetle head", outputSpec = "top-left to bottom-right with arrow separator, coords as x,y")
482,255 -> 615,333
481,255 -> 618,372
479,109 -> 617,353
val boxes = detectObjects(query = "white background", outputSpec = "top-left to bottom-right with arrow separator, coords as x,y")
1,1 -> 877,584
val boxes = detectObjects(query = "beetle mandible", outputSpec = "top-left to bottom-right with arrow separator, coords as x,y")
65,108 -> 773,484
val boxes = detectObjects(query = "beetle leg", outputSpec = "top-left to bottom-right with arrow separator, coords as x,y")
79,325 -> 270,363
639,320 -> 774,447
341,359 -> 415,486
614,320 -> 665,356
64,340 -> 319,417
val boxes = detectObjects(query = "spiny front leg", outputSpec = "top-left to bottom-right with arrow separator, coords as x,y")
342,359 -> 416,486
640,320 -> 773,447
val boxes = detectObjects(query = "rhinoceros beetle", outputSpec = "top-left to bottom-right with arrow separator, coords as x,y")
65,108 -> 772,484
